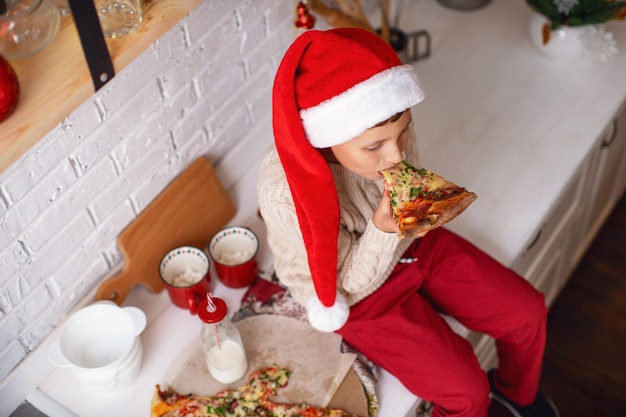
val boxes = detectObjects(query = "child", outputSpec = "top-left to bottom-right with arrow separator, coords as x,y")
257,28 -> 559,417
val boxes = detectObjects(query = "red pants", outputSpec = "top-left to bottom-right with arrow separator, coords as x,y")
337,228 -> 547,417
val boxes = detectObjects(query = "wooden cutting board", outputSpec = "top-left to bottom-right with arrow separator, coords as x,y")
96,157 -> 236,305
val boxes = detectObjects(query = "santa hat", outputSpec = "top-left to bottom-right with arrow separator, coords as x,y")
272,28 -> 425,332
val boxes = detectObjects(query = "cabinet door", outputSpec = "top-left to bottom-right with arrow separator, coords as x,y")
580,109 -> 626,246
520,209 -> 570,306
512,162 -> 586,282
612,107 -> 626,198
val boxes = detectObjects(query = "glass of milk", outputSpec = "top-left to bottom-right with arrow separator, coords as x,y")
198,293 -> 248,384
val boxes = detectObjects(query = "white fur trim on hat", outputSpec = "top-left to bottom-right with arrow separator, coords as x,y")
306,292 -> 350,332
300,64 -> 424,148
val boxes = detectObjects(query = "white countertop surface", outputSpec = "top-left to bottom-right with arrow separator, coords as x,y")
30,211 -> 425,417
402,0 -> 626,266
4,1 -> 626,416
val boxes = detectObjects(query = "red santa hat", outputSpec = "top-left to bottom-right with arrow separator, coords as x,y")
272,28 -> 425,332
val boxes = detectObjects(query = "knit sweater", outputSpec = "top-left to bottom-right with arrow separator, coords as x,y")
256,134 -> 420,307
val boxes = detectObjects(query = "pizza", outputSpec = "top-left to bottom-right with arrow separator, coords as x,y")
381,160 -> 477,239
151,365 -> 359,417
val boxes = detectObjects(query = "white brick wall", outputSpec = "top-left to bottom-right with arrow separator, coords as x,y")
0,0 -> 295,385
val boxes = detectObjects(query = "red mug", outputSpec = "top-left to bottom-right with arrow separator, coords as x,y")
159,246 -> 211,314
209,226 -> 259,288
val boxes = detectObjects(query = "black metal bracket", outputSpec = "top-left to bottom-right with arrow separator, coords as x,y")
377,27 -> 432,64
405,30 -> 431,62
68,0 -> 115,91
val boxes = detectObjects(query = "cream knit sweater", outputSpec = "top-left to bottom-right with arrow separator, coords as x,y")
257,135 -> 420,307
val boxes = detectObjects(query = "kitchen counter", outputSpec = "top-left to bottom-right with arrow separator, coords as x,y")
403,1 -> 626,269
27,197 -> 437,417
5,1 -> 626,416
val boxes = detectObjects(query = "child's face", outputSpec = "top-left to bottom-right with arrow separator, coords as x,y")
329,110 -> 412,180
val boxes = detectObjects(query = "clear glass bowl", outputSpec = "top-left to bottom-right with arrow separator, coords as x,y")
0,0 -> 61,60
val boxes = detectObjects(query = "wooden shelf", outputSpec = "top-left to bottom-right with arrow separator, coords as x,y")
0,0 -> 202,173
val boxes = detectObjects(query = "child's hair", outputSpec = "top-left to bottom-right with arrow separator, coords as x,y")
374,111 -> 405,127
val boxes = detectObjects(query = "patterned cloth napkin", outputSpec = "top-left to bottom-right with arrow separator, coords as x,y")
232,274 -> 380,417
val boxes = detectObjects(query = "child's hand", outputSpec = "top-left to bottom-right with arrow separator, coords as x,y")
373,183 -> 401,234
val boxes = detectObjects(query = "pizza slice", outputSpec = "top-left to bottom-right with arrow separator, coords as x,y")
151,366 -> 359,417
381,160 -> 477,239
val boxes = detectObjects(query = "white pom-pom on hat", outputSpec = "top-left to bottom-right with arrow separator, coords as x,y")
307,292 -> 350,332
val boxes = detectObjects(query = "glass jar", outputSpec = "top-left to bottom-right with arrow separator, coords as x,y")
198,293 -> 248,384
94,0 -> 142,39
0,0 -> 61,60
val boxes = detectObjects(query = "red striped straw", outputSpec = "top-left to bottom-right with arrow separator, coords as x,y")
213,325 -> 221,349
206,293 -> 221,348
206,293 -> 217,312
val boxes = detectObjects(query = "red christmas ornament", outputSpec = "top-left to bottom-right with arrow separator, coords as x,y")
0,55 -> 20,123
294,1 -> 316,30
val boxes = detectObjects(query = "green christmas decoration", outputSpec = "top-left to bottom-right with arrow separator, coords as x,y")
526,0 -> 626,29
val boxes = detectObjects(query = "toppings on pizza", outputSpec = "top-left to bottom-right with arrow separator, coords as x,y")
381,160 -> 477,239
151,366 -> 359,417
